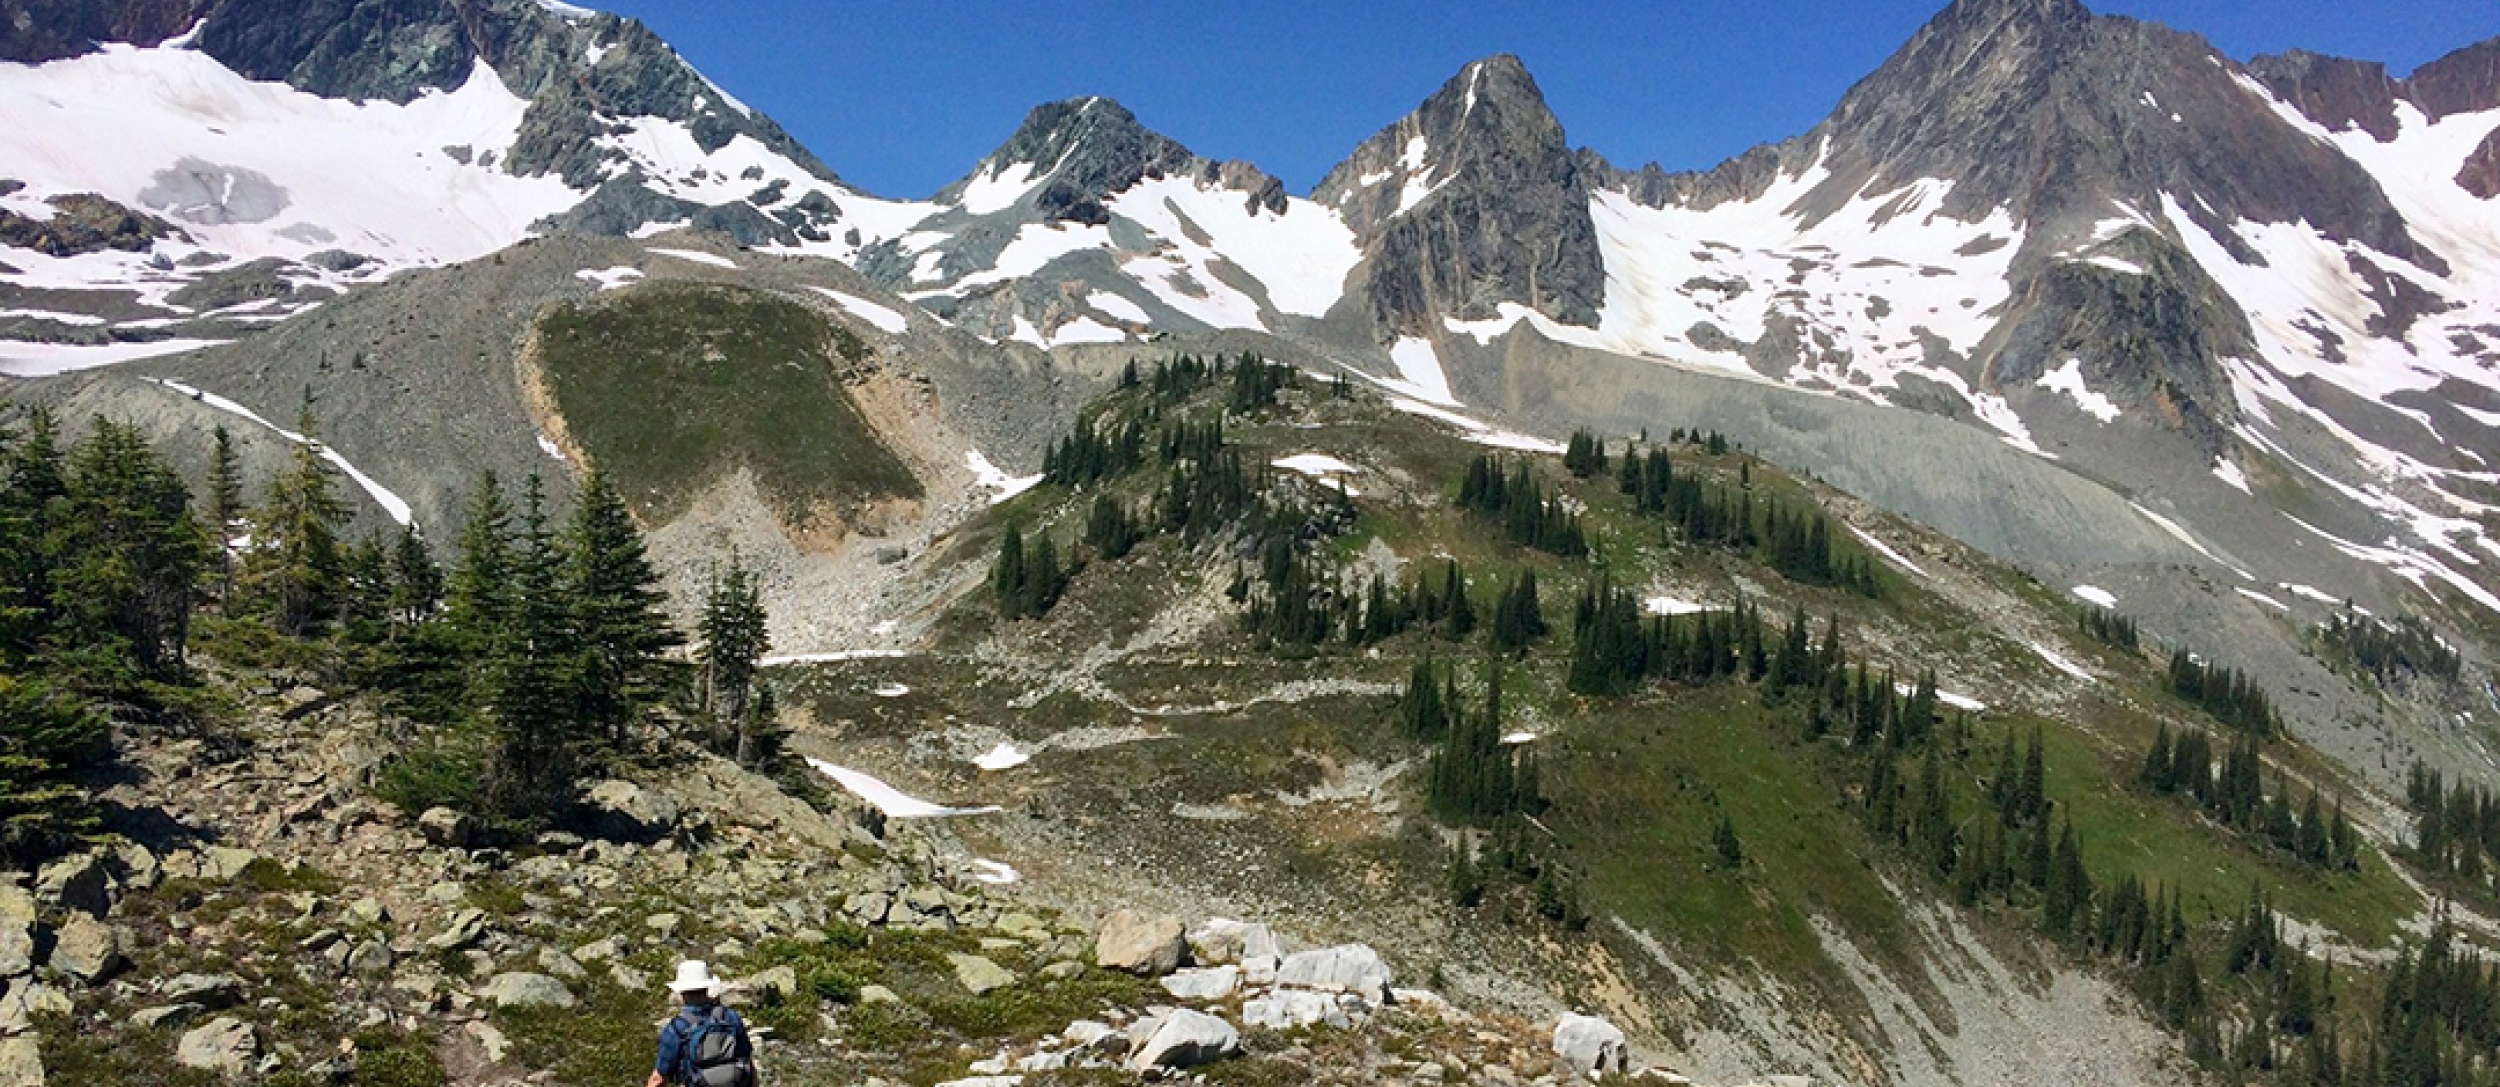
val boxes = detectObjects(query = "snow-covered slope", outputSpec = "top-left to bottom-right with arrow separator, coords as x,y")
849,97 -> 1361,349
0,0 -> 912,368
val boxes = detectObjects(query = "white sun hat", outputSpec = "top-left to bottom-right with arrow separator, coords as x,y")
669,960 -> 725,995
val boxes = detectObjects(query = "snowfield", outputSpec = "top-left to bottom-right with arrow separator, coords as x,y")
0,48 -> 575,272
804,758 -> 1000,818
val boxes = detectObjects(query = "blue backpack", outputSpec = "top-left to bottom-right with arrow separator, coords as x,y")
674,1005 -> 755,1087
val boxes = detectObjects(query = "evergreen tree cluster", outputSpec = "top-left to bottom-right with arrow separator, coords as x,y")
2141,725 -> 2358,872
0,410 -> 206,862
1561,430 -> 1608,479
2166,649 -> 2280,736
2404,761 -> 2500,892
381,469 -> 687,825
2323,613 -> 2462,688
1457,455 -> 1588,558
1399,663 -> 1544,827
1342,560 -> 1479,648
2079,607 -> 2140,652
991,523 -> 1065,620
1227,353 -> 1296,412
697,550 -> 776,768
1564,582 -> 1848,703
1615,442 -> 1878,596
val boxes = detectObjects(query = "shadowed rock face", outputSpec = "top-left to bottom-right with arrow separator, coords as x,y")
2464,128 -> 2500,200
1313,54 -> 1604,339
0,0 -> 194,62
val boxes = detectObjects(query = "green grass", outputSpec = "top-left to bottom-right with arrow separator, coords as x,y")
535,282 -> 919,526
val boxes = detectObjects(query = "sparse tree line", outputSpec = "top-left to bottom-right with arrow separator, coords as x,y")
0,402 -> 777,861
2403,760 -> 2500,897
1569,428 -> 1882,596
2140,723 -> 2359,873
2322,613 -> 2462,689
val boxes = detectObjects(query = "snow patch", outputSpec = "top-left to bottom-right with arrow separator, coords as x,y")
1384,337 -> 1459,407
535,434 -> 566,463
2237,588 -> 2290,611
967,450 -> 1042,505
760,649 -> 908,667
969,860 -> 1020,885
647,247 -> 737,269
1271,453 -> 1360,494
972,743 -> 1031,771
2035,359 -> 2120,423
1847,525 -> 1929,578
1499,731 -> 1538,745
1645,596 -> 1706,616
148,378 -> 416,527
2027,642 -> 2094,682
1379,396 -> 1566,454
574,265 -> 642,291
805,287 -> 908,333
804,759 -> 999,818
0,337 -> 225,376
2213,459 -> 2251,494
873,683 -> 910,699
2072,585 -> 2118,609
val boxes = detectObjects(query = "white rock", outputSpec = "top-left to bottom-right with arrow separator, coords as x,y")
1275,944 -> 1393,1002
1554,1013 -> 1629,1080
1127,1008 -> 1239,1070
1158,965 -> 1241,1001
1242,989 -> 1349,1030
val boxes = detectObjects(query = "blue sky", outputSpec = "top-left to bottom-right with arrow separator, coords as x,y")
596,1 -> 2495,200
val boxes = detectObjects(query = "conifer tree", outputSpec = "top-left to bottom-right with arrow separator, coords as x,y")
483,476 -> 580,823
1490,570 -> 1547,654
565,467 -> 684,750
446,472 -> 514,641
698,550 -> 773,767
204,423 -> 245,609
244,401 -> 348,636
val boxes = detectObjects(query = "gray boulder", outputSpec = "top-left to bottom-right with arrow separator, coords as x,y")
948,954 -> 1016,996
417,807 -> 478,849
1126,1008 -> 1239,1071
1276,944 -> 1393,1002
426,909 -> 487,951
1553,1013 -> 1629,1080
1186,918 -> 1282,965
585,780 -> 679,843
131,1003 -> 205,1030
34,854 -> 108,919
345,940 -> 394,976
161,973 -> 243,1010
46,915 -> 124,984
176,1017 -> 259,1076
0,980 -> 66,1034
1094,910 -> 1186,976
479,972 -> 576,1009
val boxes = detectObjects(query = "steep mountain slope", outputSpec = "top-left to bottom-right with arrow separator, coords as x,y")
26,230 -> 1098,652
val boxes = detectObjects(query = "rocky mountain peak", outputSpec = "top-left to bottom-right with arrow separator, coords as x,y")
1308,53 -> 1602,340
940,96 -> 1284,223
1311,53 -> 1571,238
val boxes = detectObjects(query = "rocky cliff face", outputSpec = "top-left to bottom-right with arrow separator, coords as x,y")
1313,54 -> 1604,337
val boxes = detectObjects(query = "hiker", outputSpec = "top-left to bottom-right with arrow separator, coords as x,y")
647,960 -> 760,1087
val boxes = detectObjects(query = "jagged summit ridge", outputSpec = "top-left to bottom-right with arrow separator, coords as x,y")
936,95 -> 1285,223
1311,53 -> 1604,337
